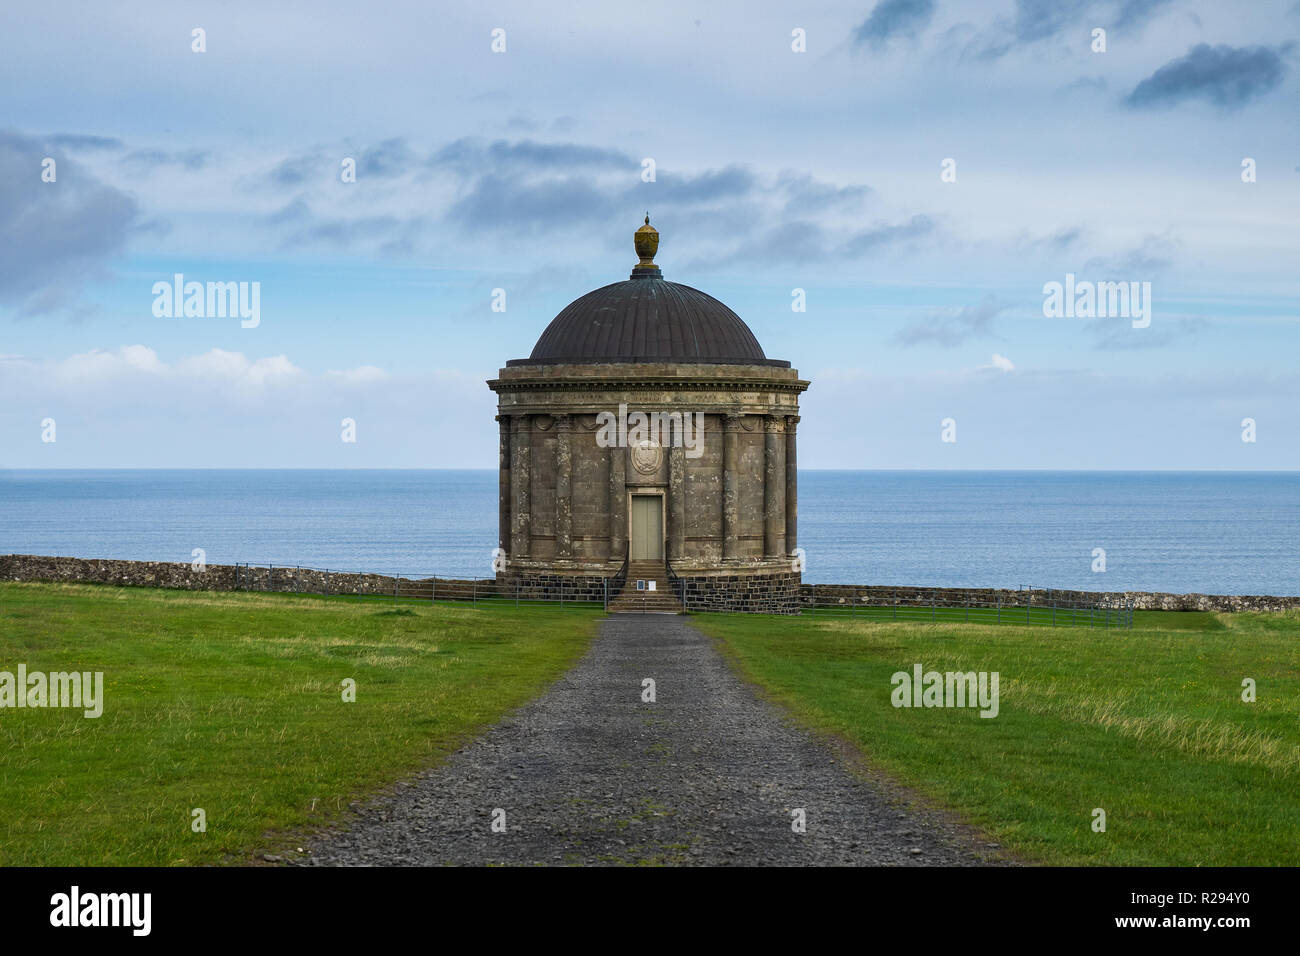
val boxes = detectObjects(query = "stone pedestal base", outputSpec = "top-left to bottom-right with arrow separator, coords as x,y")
674,563 -> 802,614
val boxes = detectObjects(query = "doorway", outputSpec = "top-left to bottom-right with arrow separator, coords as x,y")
629,495 -> 664,561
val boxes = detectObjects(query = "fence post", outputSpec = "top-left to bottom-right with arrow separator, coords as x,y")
516,580 -> 519,608
997,596 -> 1001,624
931,592 -> 936,622
893,589 -> 897,621
472,578 -> 477,607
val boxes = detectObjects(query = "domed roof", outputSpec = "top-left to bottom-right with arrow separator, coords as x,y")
509,217 -> 787,368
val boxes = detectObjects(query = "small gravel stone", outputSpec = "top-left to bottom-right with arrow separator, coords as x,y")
301,615 -> 1002,866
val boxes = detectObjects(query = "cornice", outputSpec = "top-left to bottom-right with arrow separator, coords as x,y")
488,377 -> 810,394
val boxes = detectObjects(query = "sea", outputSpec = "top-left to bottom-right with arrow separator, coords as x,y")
1,470 -> 1297,595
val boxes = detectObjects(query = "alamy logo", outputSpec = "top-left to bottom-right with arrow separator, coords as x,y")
0,665 -> 103,717
1041,273 -> 1151,328
50,886 -> 151,936
595,403 -> 705,459
891,663 -> 999,718
152,273 -> 261,328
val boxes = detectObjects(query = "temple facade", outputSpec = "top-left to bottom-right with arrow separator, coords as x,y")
487,217 -> 809,613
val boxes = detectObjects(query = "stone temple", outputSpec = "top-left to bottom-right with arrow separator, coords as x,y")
487,217 -> 809,613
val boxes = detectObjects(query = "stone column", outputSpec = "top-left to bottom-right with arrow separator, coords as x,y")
764,415 -> 786,558
723,413 -> 742,560
785,415 -> 799,556
510,414 -> 531,558
554,414 -> 572,558
497,415 -> 511,555
668,442 -> 685,561
608,441 -> 626,561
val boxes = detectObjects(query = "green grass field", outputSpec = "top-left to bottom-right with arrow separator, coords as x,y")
799,601 -> 1132,628
0,582 -> 599,866
5,579 -> 1296,867
694,608 -> 1300,866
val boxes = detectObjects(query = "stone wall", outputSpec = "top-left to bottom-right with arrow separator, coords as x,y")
799,583 -> 1300,614
0,554 -> 493,601
678,569 -> 802,614
0,554 -> 614,606
3,554 -> 1296,614
494,571 -> 610,604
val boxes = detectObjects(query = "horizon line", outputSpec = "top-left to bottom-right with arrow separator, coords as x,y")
4,467 -> 1299,475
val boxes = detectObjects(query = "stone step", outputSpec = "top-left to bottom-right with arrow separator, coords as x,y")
609,561 -> 683,613
608,602 -> 683,614
615,579 -> 675,596
611,587 -> 678,599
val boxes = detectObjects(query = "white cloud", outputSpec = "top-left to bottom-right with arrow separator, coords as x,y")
0,344 -> 495,467
175,349 -> 304,388
39,346 -> 304,390
120,344 -> 166,373
984,353 -> 1015,372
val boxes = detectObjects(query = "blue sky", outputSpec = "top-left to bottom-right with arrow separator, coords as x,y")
1,0 -> 1298,469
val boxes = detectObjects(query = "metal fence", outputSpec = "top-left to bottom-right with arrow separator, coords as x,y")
228,562 -> 610,610
802,584 -> 1134,629
225,562 -> 1133,627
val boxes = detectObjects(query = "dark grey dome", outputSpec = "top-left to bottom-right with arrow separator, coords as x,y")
510,277 -> 786,367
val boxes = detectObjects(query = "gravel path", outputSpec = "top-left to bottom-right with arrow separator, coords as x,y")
301,614 -> 1004,866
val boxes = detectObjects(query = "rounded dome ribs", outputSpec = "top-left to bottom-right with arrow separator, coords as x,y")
519,278 -> 783,367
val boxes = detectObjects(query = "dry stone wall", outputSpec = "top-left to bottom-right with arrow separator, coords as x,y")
800,583 -> 1300,613
2,555 -> 1296,613
0,554 -> 482,600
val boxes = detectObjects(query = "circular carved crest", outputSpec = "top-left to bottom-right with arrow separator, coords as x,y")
631,439 -> 663,476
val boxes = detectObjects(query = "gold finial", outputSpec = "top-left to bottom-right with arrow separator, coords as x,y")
633,214 -> 660,275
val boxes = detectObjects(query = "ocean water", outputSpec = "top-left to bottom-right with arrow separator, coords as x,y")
1,470 -> 1297,595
